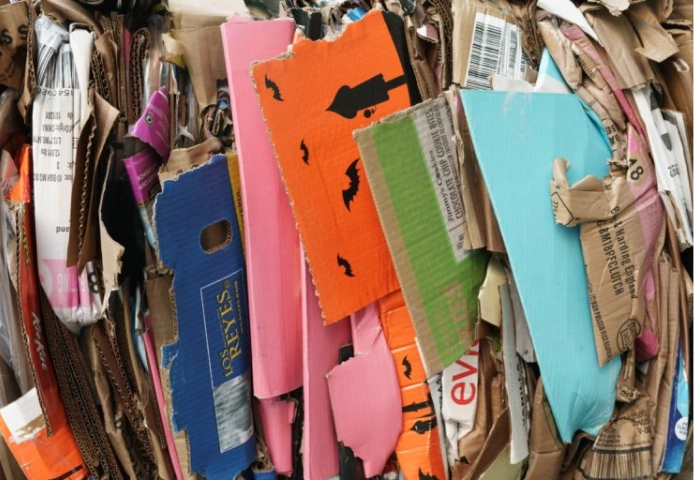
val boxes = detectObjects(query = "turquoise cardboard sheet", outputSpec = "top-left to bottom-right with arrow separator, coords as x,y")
461,91 -> 621,442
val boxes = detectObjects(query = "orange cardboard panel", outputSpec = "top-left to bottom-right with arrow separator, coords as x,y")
252,11 -> 418,322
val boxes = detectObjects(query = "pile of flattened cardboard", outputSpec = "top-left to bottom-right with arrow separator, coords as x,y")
0,0 -> 689,478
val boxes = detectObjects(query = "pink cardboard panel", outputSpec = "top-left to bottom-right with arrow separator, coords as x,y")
327,304 -> 402,477
221,17 -> 302,399
350,302 -> 381,355
258,397 -> 295,476
302,259 -> 350,480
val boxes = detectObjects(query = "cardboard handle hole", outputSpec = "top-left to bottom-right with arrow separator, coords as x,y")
200,220 -> 231,254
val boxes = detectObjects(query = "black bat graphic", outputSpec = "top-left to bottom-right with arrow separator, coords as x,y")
300,139 -> 309,165
410,416 -> 437,434
264,74 -> 283,101
402,398 -> 433,413
342,159 -> 360,211
402,355 -> 412,379
337,254 -> 354,277
418,468 -> 439,480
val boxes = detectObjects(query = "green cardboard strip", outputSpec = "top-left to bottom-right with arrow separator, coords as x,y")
355,98 -> 488,375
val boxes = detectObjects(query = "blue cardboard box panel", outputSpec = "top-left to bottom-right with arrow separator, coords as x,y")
155,154 -> 255,478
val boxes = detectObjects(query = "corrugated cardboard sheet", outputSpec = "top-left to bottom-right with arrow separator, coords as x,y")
251,11 -> 418,323
355,98 -> 488,375
461,90 -> 621,442
155,155 -> 255,478
222,16 -> 301,400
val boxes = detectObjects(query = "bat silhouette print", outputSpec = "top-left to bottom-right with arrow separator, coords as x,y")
342,159 -> 360,211
264,74 -> 283,101
411,417 -> 436,434
402,356 -> 412,379
337,254 -> 354,277
418,469 -> 439,480
300,139 -> 309,165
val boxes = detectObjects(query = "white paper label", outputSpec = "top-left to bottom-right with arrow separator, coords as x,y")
414,101 -> 467,262
662,110 -> 692,218
33,91 -> 77,306
465,13 -> 528,90
501,283 -> 530,464
213,372 -> 253,453
633,87 -> 693,248
442,340 -> 479,465
0,388 -> 43,442
675,417 -> 688,441
33,18 -> 102,331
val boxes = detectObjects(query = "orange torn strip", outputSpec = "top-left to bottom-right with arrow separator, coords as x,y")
379,291 -> 447,480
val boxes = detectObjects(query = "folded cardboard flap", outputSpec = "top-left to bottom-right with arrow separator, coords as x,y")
626,2 -> 680,63
578,396 -> 654,480
459,407 -> 510,480
171,27 -> 228,110
0,1 -> 29,92
550,125 -> 665,366
444,89 -> 505,253
538,16 -> 626,161
477,444 -> 523,480
74,91 -> 121,272
461,90 -> 621,442
524,378 -> 565,480
582,6 -> 656,90
154,155 -> 255,478
444,88 -> 483,251
159,136 -> 223,183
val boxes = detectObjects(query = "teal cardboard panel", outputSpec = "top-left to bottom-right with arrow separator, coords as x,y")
461,91 -> 621,442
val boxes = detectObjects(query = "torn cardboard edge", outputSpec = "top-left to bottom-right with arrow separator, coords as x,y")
154,155 -> 255,478
250,10 -> 418,324
355,96 -> 489,375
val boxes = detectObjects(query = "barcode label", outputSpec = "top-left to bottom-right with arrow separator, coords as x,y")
464,13 -> 528,90
213,372 -> 253,453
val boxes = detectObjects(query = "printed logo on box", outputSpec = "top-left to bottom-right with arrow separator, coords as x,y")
201,270 -> 253,453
